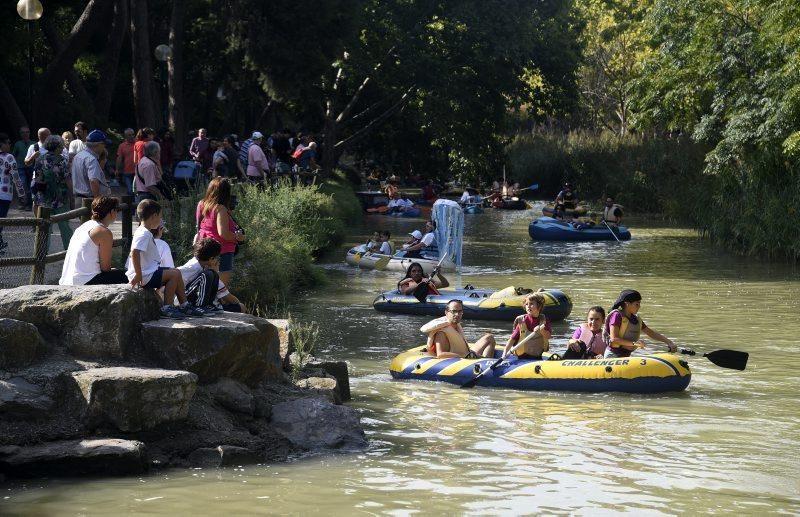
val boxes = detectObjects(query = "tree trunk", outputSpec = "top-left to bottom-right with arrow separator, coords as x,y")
39,16 -> 98,125
130,0 -> 159,129
0,73 -> 28,130
35,0 -> 112,124
168,0 -> 185,152
95,0 -> 129,125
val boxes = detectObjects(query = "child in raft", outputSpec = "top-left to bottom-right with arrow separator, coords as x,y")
603,289 -> 676,358
562,306 -> 606,360
502,293 -> 551,359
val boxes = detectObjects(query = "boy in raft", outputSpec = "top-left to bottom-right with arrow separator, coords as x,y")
424,300 -> 496,359
603,289 -> 676,358
502,293 -> 551,359
562,306 -> 606,360
398,261 -> 449,296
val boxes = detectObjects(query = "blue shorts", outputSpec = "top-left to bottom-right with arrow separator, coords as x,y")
144,267 -> 170,289
219,252 -> 234,273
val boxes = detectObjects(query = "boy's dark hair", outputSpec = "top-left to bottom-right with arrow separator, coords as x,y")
194,238 -> 222,262
136,198 -> 161,222
382,231 -> 391,238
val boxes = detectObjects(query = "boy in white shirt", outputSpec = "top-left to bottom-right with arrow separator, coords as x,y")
378,231 -> 393,255
126,199 -> 203,319
178,237 -> 246,312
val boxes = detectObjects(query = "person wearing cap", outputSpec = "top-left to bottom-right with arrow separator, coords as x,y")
403,220 -> 437,256
554,182 -> 578,218
403,229 -> 424,249
72,129 -> 112,205
246,131 -> 268,183
602,289 -> 676,358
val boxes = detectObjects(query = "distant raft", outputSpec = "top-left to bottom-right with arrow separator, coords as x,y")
373,286 -> 572,322
386,206 -> 422,217
528,217 -> 632,241
345,245 -> 455,273
389,348 -> 691,393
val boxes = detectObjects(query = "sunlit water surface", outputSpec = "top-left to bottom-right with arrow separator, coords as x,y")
4,203 -> 800,515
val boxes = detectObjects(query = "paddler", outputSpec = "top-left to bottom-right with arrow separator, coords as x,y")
424,300 -> 496,359
603,289 -> 676,358
398,261 -> 448,296
501,293 -> 552,359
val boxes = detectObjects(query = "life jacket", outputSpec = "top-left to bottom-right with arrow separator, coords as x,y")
398,278 -> 439,296
602,309 -> 642,357
576,323 -> 605,357
425,322 -> 470,356
603,204 -> 623,224
513,314 -> 548,357
562,190 -> 576,209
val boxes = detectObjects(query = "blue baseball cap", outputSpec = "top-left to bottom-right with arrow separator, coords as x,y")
86,129 -> 112,144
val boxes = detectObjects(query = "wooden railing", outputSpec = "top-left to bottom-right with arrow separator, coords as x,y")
0,195 -> 134,285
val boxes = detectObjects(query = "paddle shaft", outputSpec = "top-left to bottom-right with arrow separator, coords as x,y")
602,219 -> 622,243
461,328 -> 541,389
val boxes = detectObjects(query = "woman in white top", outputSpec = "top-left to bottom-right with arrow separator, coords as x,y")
59,196 -> 127,285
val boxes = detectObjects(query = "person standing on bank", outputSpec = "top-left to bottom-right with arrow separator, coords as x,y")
135,141 -> 164,204
195,177 -> 246,286
59,196 -> 128,285
71,130 -> 112,206
603,289 -> 676,358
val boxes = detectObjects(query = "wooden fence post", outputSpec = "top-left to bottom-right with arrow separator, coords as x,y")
29,206 -> 51,285
121,195 -> 133,256
80,198 -> 93,223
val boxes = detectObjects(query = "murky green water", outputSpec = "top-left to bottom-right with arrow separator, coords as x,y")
4,203 -> 800,515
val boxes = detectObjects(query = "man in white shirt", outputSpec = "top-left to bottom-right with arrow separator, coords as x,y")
72,130 -> 111,206
405,220 -> 436,254
68,121 -> 88,166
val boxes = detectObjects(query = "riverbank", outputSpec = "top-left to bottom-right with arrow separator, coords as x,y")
0,285 -> 365,479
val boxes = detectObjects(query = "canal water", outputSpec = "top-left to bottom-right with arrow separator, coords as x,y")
4,203 -> 800,514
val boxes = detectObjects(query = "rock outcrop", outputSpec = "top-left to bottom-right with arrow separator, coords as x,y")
141,312 -> 283,386
0,377 -> 54,419
0,438 -> 148,477
271,397 -> 367,450
0,318 -> 44,369
0,286 -> 160,360
71,367 -> 197,432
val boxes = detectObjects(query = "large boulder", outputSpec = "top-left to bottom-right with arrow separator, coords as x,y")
305,360 -> 351,402
203,378 -> 254,415
0,377 -> 53,419
0,286 -> 160,360
0,318 -> 43,369
294,376 -> 341,404
141,312 -> 282,387
0,438 -> 148,477
270,397 -> 367,451
71,367 -> 197,432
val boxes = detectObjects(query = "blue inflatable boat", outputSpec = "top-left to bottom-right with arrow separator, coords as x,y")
528,217 -> 631,241
373,286 -> 572,322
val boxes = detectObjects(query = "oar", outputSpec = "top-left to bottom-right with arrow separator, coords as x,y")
373,255 -> 391,270
602,219 -> 622,243
460,330 -> 540,389
680,347 -> 749,371
519,183 -> 539,192
412,251 -> 449,303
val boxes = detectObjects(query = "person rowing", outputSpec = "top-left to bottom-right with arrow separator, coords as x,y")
501,293 -> 551,359
603,289 -> 676,358
424,299 -> 497,359
602,196 -> 624,226
398,261 -> 448,296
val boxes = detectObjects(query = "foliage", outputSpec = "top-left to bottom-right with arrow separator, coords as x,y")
507,131 -> 708,214
290,320 -> 319,381
231,180 -> 357,312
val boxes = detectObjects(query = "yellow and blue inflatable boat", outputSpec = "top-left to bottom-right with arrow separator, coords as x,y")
389,347 -> 691,393
373,286 -> 572,322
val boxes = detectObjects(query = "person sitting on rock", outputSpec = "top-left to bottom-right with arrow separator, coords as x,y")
424,299 -> 496,358
125,199 -> 204,319
59,196 -> 128,285
177,237 -> 246,313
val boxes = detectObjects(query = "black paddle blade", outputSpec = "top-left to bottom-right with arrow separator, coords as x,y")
704,349 -> 749,371
412,282 -> 429,303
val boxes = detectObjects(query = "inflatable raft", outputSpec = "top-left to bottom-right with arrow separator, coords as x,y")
390,348 -> 691,393
387,206 -> 422,217
373,286 -> 572,321
529,217 -> 632,241
461,204 -> 483,214
541,204 -> 589,218
487,197 -> 529,210
345,245 -> 455,273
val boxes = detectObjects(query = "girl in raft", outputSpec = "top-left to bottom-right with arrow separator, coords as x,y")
562,306 -> 606,360
501,293 -> 551,359
397,261 -> 449,296
603,289 -> 676,358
